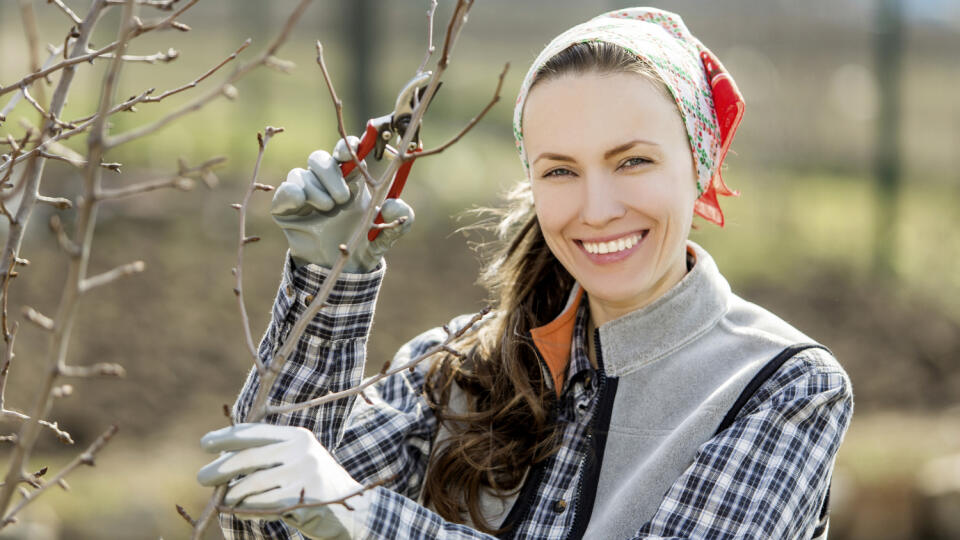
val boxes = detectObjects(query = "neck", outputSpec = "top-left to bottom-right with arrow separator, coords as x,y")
588,246 -> 690,327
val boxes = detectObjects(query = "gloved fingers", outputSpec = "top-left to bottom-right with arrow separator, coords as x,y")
287,167 -> 336,212
370,198 -> 414,251
307,150 -> 351,205
224,469 -> 301,508
270,180 -> 308,217
332,136 -> 366,184
196,440 -> 289,487
200,423 -> 297,453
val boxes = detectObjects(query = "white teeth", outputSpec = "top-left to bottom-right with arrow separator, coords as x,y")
581,233 -> 643,255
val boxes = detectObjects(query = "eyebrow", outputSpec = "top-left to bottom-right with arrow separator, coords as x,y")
532,139 -> 660,166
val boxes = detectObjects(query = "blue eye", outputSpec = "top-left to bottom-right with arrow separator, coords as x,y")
620,157 -> 652,169
543,167 -> 574,178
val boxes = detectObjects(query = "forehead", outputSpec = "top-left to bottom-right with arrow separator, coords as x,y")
521,72 -> 684,156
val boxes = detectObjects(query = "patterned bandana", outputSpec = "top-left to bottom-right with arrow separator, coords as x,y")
512,7 -> 745,226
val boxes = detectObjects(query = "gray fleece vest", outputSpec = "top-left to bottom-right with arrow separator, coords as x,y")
428,242 -> 825,538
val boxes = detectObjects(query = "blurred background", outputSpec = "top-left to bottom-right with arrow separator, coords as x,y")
0,0 -> 957,538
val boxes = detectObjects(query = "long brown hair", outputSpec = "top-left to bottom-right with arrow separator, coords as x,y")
421,41 -> 667,534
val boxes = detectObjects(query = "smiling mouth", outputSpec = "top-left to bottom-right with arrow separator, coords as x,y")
576,230 -> 648,255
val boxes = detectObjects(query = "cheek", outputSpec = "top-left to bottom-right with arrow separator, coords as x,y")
532,183 -> 578,238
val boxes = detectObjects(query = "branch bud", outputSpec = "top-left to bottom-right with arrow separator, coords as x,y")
96,363 -> 126,377
173,177 -> 195,191
222,84 -> 238,100
52,384 -> 74,398
201,170 -> 219,189
242,236 -> 260,245
253,183 -> 274,192
176,504 -> 197,526
171,21 -> 191,32
230,203 -> 242,210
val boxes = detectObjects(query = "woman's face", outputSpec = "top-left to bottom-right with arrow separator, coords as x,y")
523,71 -> 698,326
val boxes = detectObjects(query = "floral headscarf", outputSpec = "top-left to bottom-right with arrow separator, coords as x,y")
512,7 -> 745,226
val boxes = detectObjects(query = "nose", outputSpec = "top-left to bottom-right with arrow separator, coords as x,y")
580,173 -> 626,228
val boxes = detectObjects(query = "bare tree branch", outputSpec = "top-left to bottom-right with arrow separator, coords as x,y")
408,62 -> 508,160
0,0 -> 124,516
96,176 -> 193,201
49,0 -> 84,25
234,127 -> 284,371
0,410 -> 72,445
217,477 -> 392,517
59,363 -> 126,378
0,0 -> 200,98
86,47 -> 180,64
106,0 -> 309,149
79,260 -> 145,293
416,0 -> 439,74
315,42 -> 379,189
1,425 -> 117,526
141,39 -> 250,103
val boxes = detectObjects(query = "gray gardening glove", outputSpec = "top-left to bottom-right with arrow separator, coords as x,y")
197,423 -> 373,539
270,136 -> 414,272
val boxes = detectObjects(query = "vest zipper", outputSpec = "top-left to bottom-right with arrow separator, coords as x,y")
564,328 -> 607,540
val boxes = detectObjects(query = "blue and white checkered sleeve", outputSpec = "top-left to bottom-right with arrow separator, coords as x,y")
360,486 -> 498,539
340,316 -> 499,539
334,324 -> 445,498
220,252 -> 386,540
632,348 -> 854,540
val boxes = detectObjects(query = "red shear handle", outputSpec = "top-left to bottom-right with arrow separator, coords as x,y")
339,121 -> 380,178
368,146 -> 421,242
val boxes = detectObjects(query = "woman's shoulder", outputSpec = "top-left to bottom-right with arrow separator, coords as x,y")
740,345 -> 854,421
393,311 -> 495,371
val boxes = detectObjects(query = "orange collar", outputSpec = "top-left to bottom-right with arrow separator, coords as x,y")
530,286 -> 585,396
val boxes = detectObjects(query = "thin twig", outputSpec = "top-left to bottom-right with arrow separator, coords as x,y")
79,261 -> 145,293
416,0 -> 439,74
59,363 -> 126,378
268,308 -> 488,416
1,425 -> 117,525
49,0 -> 84,25
19,86 -> 75,130
217,477 -> 392,517
96,176 -> 194,201
0,322 -> 17,409
0,0 -> 200,98
235,127 -> 284,371
142,39 -> 250,103
85,47 -> 179,64
107,0 -> 310,149
408,62 -> 508,160
314,42 -> 379,189
0,410 -> 73,444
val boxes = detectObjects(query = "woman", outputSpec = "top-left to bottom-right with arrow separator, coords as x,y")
197,7 -> 854,539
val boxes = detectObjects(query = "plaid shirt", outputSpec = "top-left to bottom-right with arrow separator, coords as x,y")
220,255 -> 853,539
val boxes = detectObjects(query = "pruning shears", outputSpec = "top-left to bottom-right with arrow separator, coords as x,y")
339,71 -> 435,241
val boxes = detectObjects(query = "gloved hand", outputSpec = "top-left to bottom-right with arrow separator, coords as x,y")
197,423 -> 374,539
270,136 -> 415,273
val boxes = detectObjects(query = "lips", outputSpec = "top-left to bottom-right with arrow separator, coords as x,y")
575,230 -> 649,263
